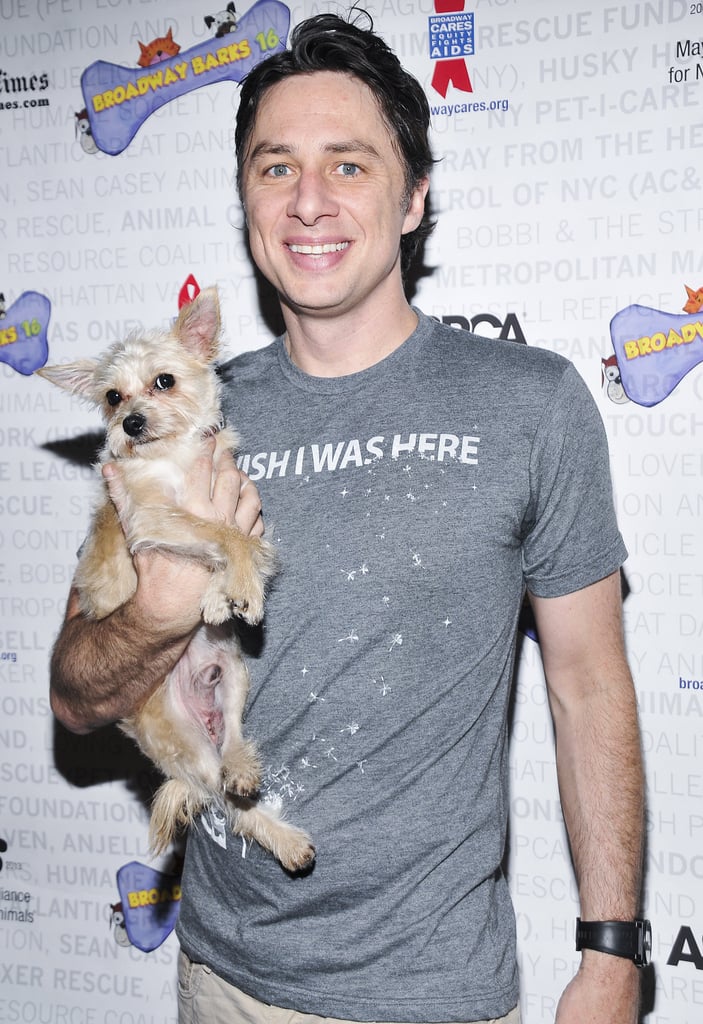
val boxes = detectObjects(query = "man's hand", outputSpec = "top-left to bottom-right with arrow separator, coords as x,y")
102,439 -> 262,635
556,952 -> 640,1023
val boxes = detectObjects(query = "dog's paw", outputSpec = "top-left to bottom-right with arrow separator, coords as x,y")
222,569 -> 265,625
200,586 -> 235,626
279,832 -> 316,873
222,536 -> 277,625
230,586 -> 264,626
221,742 -> 261,799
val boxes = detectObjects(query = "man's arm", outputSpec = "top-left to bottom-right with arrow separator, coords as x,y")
529,570 -> 645,1024
50,444 -> 264,734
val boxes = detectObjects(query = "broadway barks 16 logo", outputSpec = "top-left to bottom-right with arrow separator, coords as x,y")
80,0 -> 290,155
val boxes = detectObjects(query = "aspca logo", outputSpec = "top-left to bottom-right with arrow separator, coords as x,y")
436,313 -> 527,345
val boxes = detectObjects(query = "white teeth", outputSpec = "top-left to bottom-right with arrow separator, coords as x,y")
288,242 -> 349,255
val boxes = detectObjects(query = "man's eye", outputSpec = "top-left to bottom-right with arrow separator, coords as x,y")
338,163 -> 360,176
106,390 -> 121,407
267,164 -> 290,177
154,374 -> 175,391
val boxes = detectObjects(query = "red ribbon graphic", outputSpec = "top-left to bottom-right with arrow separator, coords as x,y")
178,274 -> 200,309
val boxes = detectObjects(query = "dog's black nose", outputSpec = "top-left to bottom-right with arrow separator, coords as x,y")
122,413 -> 146,438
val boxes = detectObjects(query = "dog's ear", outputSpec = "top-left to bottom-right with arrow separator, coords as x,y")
173,287 -> 221,363
35,360 -> 100,400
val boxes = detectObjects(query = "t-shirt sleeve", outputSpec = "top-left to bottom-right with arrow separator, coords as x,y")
521,362 -> 627,598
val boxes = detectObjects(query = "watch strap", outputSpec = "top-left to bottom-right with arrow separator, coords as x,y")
575,918 -> 652,967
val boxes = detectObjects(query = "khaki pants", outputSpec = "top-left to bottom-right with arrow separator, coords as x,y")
177,950 -> 520,1024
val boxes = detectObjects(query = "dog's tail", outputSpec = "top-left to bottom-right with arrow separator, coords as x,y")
149,778 -> 203,855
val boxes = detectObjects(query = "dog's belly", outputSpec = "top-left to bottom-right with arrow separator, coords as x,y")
165,628 -> 240,750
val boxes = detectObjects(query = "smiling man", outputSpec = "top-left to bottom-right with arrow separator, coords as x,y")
240,70 -> 428,374
48,12 -> 646,1024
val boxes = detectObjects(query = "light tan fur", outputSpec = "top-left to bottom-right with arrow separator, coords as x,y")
38,288 -> 315,871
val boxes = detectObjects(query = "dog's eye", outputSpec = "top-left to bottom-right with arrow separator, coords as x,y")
106,390 -> 122,407
154,373 -> 175,391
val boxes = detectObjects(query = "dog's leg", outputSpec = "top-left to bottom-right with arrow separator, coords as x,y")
122,659 -> 225,849
75,499 -> 138,619
228,799 -> 316,873
217,646 -> 262,799
200,528 -> 277,626
123,503 -> 277,626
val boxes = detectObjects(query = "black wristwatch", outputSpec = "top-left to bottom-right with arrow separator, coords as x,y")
575,918 -> 652,967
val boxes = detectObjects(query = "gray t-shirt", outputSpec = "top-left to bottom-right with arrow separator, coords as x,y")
176,312 -> 627,1022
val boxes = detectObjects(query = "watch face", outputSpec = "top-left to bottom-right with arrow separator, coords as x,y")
636,919 -> 652,967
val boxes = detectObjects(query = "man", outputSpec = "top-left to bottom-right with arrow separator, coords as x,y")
50,13 -> 646,1024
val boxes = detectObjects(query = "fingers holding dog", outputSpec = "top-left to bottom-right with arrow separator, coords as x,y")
233,473 -> 265,538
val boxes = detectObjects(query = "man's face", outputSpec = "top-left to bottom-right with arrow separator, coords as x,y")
240,71 -> 427,322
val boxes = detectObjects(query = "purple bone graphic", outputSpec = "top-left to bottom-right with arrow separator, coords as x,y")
610,304 -> 703,407
116,861 -> 182,952
0,292 -> 51,376
81,0 -> 290,156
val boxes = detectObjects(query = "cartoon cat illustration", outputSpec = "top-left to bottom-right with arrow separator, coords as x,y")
137,27 -> 180,67
682,284 -> 703,314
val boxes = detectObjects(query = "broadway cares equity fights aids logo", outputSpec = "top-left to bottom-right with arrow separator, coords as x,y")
80,0 -> 290,156
609,286 -> 703,407
428,0 -> 474,97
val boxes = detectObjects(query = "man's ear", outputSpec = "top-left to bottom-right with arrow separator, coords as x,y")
402,176 -> 430,236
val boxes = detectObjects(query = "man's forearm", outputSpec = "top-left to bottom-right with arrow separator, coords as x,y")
533,575 -> 646,919
50,594 -> 194,734
553,673 -> 645,920
552,676 -> 644,1024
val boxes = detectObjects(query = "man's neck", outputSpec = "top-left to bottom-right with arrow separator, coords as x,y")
282,297 -> 419,378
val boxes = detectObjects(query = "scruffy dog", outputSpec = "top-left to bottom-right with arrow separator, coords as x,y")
38,288 -> 315,871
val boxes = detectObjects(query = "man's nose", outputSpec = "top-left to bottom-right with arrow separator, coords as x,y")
287,169 -> 339,224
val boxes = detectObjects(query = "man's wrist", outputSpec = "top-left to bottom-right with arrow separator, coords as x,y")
575,918 -> 652,967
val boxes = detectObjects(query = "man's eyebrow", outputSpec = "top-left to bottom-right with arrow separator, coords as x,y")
247,142 -> 295,163
246,139 -> 383,163
324,140 -> 382,159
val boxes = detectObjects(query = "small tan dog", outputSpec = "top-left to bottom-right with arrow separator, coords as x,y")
38,288 -> 315,871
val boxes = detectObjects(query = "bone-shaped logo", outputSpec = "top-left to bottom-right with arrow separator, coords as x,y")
0,292 -> 51,376
609,304 -> 703,407
81,0 -> 290,156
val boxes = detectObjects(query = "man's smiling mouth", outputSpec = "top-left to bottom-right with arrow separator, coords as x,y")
288,242 -> 350,255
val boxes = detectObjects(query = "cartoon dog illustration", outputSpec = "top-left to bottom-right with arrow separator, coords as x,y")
204,2 -> 238,36
74,110 -> 98,155
601,354 -> 629,405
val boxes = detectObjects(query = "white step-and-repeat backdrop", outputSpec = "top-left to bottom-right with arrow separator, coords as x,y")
1,0 -> 702,1020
